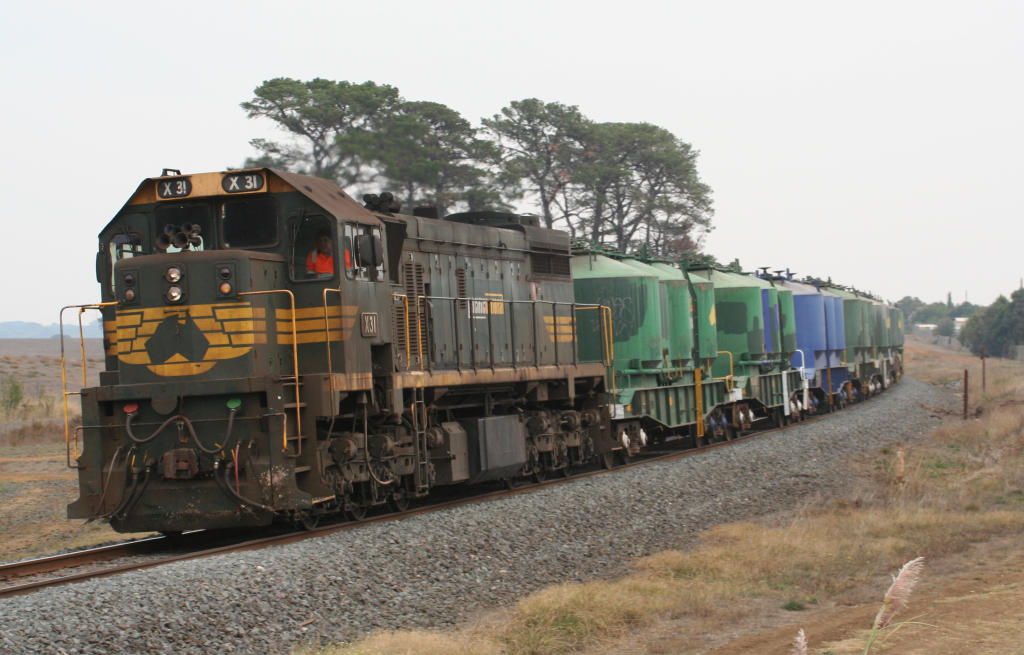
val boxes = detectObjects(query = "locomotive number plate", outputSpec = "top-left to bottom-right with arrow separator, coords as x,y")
221,172 -> 265,193
157,177 -> 192,199
360,312 -> 379,337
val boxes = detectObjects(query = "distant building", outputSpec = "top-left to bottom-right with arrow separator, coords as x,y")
912,323 -> 937,337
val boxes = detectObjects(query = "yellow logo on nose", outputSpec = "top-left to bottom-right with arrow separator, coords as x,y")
115,302 -> 266,376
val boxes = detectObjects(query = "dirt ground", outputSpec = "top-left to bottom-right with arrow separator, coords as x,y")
0,339 -> 151,562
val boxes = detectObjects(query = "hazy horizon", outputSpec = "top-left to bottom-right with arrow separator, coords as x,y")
2,0 -> 1020,323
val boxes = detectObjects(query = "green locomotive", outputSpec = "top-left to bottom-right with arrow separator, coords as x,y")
65,169 -> 613,532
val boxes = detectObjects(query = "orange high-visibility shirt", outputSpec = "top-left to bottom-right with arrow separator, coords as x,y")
306,250 -> 334,274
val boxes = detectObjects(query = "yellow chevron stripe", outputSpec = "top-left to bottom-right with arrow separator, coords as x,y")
277,330 -> 347,345
275,305 -> 357,320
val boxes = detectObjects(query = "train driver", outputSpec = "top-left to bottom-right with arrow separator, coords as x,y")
305,232 -> 335,278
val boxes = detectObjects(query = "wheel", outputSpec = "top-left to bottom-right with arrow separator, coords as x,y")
347,501 -> 367,521
616,449 -> 632,465
346,485 -> 369,521
298,511 -> 319,531
388,488 -> 410,512
602,452 -> 615,470
531,467 -> 547,483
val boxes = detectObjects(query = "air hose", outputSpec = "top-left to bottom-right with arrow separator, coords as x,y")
106,462 -> 141,519
125,413 -> 177,444
214,459 -> 274,513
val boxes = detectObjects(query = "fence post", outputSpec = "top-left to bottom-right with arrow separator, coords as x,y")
963,369 -> 968,420
981,346 -> 987,392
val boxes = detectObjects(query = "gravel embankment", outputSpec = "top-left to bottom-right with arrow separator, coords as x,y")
0,377 -> 956,654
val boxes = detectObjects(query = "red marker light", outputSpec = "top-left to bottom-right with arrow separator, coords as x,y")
123,402 -> 139,414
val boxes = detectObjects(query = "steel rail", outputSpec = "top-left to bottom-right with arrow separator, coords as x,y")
0,391 -> 884,600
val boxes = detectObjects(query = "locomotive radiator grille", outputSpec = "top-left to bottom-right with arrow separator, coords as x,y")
403,260 -> 428,367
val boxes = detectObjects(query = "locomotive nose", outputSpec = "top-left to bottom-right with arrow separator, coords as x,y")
108,251 -> 275,385
114,254 -> 243,308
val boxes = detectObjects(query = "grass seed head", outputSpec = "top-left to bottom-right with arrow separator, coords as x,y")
873,556 -> 925,629
790,628 -> 808,655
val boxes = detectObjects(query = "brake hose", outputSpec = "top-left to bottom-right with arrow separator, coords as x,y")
214,460 -> 274,512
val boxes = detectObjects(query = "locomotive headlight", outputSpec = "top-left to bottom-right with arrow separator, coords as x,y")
166,286 -> 183,302
166,266 -> 182,283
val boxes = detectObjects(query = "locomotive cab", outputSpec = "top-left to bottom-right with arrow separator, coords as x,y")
68,169 -> 394,531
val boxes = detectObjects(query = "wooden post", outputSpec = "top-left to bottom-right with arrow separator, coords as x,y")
963,369 -> 969,420
981,346 -> 987,392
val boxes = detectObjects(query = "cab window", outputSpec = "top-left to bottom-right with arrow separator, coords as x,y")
108,234 -> 144,292
290,214 -> 336,282
220,196 -> 278,248
154,203 -> 213,252
343,223 -> 385,281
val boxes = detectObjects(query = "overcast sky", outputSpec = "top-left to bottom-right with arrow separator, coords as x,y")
2,0 -> 1020,325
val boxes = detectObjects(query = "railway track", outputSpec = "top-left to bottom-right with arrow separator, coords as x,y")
0,399 -> 860,600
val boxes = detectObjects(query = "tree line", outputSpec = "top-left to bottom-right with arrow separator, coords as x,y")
241,78 -> 713,258
897,288 -> 1024,358
895,293 -> 981,337
957,289 -> 1024,358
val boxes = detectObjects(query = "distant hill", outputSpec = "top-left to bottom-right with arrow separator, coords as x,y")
0,321 -> 103,339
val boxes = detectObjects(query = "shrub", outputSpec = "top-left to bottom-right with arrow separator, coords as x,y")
1,375 -> 23,412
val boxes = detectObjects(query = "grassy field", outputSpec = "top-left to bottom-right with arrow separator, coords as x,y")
304,337 -> 1024,655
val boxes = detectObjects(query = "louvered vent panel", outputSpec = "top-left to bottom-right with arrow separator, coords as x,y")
455,267 -> 467,310
403,260 -> 428,364
529,252 -> 571,277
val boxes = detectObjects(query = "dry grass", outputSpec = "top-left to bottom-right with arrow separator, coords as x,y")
310,340 -> 1024,655
0,340 -> 141,561
297,631 -> 502,655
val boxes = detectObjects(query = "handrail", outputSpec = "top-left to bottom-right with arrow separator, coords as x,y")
575,304 -> 614,366
239,290 -> 299,452
321,286 -> 343,395
716,349 -> 735,392
578,304 -> 614,393
415,294 -> 425,370
695,367 -> 705,439
59,301 -> 118,469
321,286 -> 343,444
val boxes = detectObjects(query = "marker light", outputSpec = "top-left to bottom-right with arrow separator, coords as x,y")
219,282 -> 232,295
124,288 -> 136,301
123,402 -> 139,414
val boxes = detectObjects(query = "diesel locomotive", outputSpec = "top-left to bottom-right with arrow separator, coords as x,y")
65,168 -> 613,532
63,167 -> 903,534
